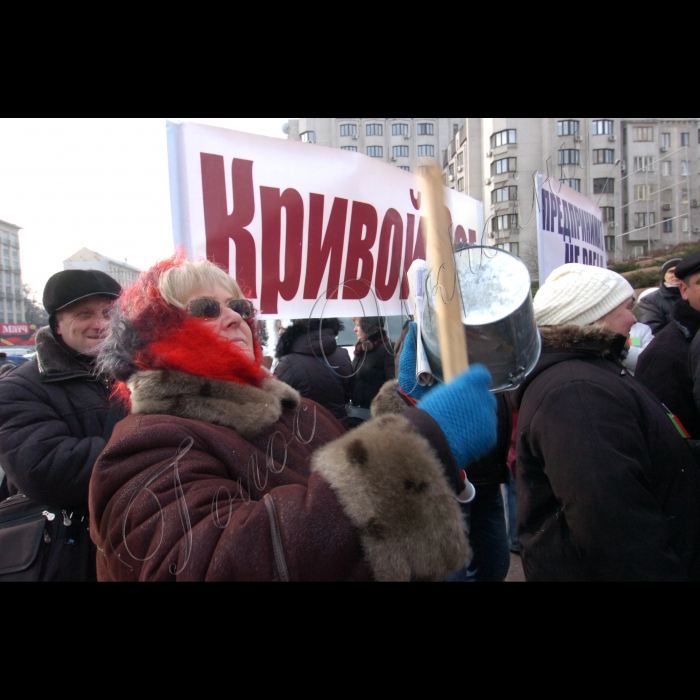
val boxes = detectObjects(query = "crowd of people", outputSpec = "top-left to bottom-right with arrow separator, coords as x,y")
1,249 -> 699,581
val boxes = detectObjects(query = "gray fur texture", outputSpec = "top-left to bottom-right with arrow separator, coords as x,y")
312,413 -> 470,581
128,371 -> 301,438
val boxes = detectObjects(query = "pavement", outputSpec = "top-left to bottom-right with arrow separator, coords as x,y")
506,551 -> 525,582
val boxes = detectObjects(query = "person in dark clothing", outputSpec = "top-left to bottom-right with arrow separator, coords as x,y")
347,316 -> 395,427
274,318 -> 353,426
637,257 -> 682,334
372,322 -> 512,582
636,251 -> 700,439
516,263 -> 700,581
0,270 -> 122,581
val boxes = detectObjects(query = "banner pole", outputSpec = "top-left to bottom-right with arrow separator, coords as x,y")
421,163 -> 469,382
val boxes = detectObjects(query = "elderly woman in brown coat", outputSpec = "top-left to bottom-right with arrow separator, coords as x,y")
88,254 -> 497,581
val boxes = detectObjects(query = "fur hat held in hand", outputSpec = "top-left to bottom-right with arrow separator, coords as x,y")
534,263 -> 634,327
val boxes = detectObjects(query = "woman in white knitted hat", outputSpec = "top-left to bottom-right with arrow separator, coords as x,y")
512,263 -> 700,582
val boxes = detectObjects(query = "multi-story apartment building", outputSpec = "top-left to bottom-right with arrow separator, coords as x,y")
0,219 -> 24,324
63,247 -> 141,289
285,118 -> 465,173
289,118 -> 700,278
442,118 -> 700,274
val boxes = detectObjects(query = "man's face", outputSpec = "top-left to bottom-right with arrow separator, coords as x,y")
665,267 -> 680,286
680,271 -> 700,312
55,296 -> 113,354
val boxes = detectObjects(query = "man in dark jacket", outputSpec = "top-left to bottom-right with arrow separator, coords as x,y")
0,270 -> 121,581
516,263 -> 700,581
274,318 -> 353,425
636,251 -> 700,439
637,257 -> 682,334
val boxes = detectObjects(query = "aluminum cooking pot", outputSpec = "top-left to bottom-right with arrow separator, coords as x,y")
420,245 -> 540,392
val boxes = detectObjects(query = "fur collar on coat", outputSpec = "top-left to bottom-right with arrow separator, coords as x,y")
538,323 -> 625,356
35,325 -> 95,380
127,370 -> 301,439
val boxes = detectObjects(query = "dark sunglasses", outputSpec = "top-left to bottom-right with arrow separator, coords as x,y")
187,298 -> 255,320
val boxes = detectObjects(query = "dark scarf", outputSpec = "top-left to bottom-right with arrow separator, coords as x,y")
354,330 -> 392,357
671,299 -> 700,340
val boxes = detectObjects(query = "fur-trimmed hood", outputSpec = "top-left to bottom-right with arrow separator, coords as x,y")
514,324 -> 628,408
127,370 -> 301,439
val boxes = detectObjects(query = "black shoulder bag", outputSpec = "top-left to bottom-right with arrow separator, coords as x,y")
0,495 -> 57,581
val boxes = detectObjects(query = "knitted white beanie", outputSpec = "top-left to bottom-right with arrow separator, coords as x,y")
534,263 -> 634,327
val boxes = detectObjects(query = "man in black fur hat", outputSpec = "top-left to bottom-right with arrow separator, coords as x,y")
636,251 -> 700,439
0,270 -> 121,581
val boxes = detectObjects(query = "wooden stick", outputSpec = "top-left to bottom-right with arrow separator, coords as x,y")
421,163 -> 469,382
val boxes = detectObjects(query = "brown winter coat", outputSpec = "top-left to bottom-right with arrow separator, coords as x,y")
88,371 -> 470,581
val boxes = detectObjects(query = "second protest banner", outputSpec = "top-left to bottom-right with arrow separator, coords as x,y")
536,171 -> 606,283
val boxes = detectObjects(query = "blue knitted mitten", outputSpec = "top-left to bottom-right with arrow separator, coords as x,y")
418,365 -> 497,468
397,322 -> 432,401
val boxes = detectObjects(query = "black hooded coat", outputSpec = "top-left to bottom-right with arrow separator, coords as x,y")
513,324 -> 700,582
274,319 -> 353,424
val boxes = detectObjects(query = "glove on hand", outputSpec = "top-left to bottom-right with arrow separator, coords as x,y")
418,364 -> 497,468
397,322 -> 431,401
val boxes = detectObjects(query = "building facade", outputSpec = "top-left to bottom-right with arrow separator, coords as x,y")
63,247 -> 141,288
0,219 -> 24,324
442,118 -> 700,274
285,118 -> 465,173
289,118 -> 700,278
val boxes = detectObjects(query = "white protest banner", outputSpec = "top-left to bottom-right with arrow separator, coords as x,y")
167,121 -> 484,318
536,171 -> 606,283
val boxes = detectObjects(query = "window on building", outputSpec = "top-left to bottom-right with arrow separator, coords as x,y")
601,207 -> 615,222
448,164 -> 455,178
491,186 -> 518,204
592,120 -> 614,135
593,149 -> 615,164
558,120 -> 579,136
624,213 -> 629,232
366,123 -> 383,136
392,123 -> 409,136
398,166 -> 410,171
682,189 -> 689,203
492,214 -> 518,232
682,217 -> 689,232
634,127 -> 654,142
634,212 -> 656,228
634,156 -> 654,172
682,160 -> 689,176
300,131 -> 315,143
558,149 -> 580,165
456,152 -> 464,168
393,146 -> 409,158
10,233 -> 17,246
632,245 -> 646,258
491,158 -> 517,176
341,146 -> 357,151
681,133 -> 690,147
367,146 -> 383,158
560,178 -> 581,191
605,236 -> 616,252
490,130 -> 517,148
663,218 -> 673,233
417,123 -> 434,136
340,124 -> 357,137
662,161 -> 673,176
593,178 -> 614,194
509,242 -> 519,257
635,185 -> 655,200
1,232 -> 8,244
458,177 -> 465,192
661,133 -> 671,149
417,145 -> 434,157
